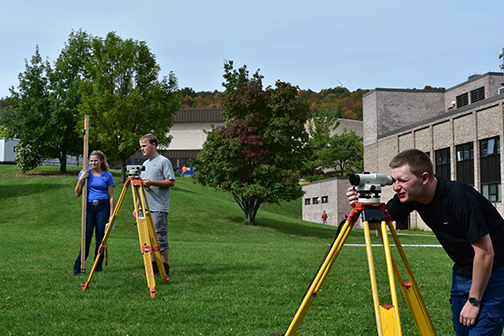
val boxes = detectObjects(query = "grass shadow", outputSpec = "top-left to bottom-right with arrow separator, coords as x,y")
0,183 -> 69,201
227,215 -> 340,240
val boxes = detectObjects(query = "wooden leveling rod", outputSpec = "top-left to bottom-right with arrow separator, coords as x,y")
80,115 -> 89,273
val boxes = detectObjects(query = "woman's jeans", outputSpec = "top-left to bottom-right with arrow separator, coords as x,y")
451,266 -> 504,335
73,203 -> 109,273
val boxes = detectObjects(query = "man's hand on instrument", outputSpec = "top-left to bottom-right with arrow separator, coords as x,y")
346,186 -> 360,207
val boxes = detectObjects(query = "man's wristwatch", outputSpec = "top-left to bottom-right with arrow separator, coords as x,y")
468,296 -> 481,306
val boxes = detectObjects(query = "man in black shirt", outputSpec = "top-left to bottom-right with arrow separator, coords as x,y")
347,149 -> 504,335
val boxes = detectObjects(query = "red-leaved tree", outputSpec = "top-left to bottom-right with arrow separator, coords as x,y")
192,61 -> 311,223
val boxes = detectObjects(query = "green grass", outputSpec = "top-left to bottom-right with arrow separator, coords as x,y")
0,165 -> 455,335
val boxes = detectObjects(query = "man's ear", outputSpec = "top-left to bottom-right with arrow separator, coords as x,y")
421,172 -> 430,186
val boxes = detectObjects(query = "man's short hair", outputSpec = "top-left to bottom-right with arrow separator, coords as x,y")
389,149 -> 434,179
140,134 -> 158,148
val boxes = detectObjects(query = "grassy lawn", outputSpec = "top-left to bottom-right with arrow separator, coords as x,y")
0,165 -> 455,335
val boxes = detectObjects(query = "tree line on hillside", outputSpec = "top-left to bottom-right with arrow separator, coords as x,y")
179,86 -> 368,121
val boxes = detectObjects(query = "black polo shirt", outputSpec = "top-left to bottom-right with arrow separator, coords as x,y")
386,176 -> 504,277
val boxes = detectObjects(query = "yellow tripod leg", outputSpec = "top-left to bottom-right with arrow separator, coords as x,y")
133,184 -> 157,298
137,184 -> 167,284
146,213 -> 168,284
385,221 -> 437,336
373,220 -> 437,336
379,220 -> 402,335
364,220 -> 403,336
283,218 -> 355,336
134,182 -> 168,298
81,179 -> 130,291
363,220 -> 385,335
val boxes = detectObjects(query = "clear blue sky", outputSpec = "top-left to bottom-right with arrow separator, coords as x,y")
2,0 -> 504,99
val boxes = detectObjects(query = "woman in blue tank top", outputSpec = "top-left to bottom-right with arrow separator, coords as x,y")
72,150 -> 115,274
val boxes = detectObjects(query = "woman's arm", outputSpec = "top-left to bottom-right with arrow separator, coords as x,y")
75,170 -> 89,197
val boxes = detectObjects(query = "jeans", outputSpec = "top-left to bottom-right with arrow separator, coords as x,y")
451,266 -> 504,335
73,203 -> 109,273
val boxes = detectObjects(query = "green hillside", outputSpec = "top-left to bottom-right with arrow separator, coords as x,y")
0,165 -> 453,335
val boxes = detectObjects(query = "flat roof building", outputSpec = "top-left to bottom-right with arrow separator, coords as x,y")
363,72 -> 504,230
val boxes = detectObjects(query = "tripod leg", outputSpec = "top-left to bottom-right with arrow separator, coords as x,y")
363,220 -> 386,335
148,219 -> 168,284
134,183 -> 168,298
384,221 -> 437,336
364,220 -> 402,335
81,180 -> 129,291
283,218 -> 355,336
376,220 -> 402,335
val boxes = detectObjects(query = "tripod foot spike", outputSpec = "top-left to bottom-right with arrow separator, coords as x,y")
162,278 -> 169,284
81,283 -> 89,291
150,289 -> 156,298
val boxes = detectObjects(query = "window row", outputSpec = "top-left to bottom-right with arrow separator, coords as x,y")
434,136 -> 501,202
305,196 -> 328,205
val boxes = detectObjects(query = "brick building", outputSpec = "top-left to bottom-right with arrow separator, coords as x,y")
363,72 -> 504,230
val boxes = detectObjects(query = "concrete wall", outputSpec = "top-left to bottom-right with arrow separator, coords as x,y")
167,121 -> 226,150
0,138 -> 18,163
302,177 -> 356,227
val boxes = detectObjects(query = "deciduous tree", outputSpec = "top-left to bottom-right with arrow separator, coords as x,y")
48,30 -> 93,172
7,30 -> 93,173
192,61 -> 310,223
7,46 -> 52,171
79,32 -> 181,182
320,129 -> 363,175
303,109 -> 340,176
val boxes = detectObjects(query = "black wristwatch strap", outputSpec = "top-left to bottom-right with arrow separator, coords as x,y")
468,296 -> 481,306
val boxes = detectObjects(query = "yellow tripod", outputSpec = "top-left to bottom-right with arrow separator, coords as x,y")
277,174 -> 437,335
80,172 -> 168,298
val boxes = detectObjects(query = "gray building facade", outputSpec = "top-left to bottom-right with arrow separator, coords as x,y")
363,72 -> 504,230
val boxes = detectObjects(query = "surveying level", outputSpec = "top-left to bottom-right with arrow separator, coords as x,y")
80,166 -> 168,298
274,173 -> 436,336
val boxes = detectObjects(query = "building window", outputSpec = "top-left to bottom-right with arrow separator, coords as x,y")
435,148 -> 451,180
456,92 -> 469,108
470,87 -> 485,104
312,197 -> 319,205
305,198 -> 311,205
321,196 -> 328,204
480,137 -> 501,202
456,142 -> 474,186
482,184 -> 501,203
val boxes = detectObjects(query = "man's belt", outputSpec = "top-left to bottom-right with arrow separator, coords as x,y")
88,199 -> 109,206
